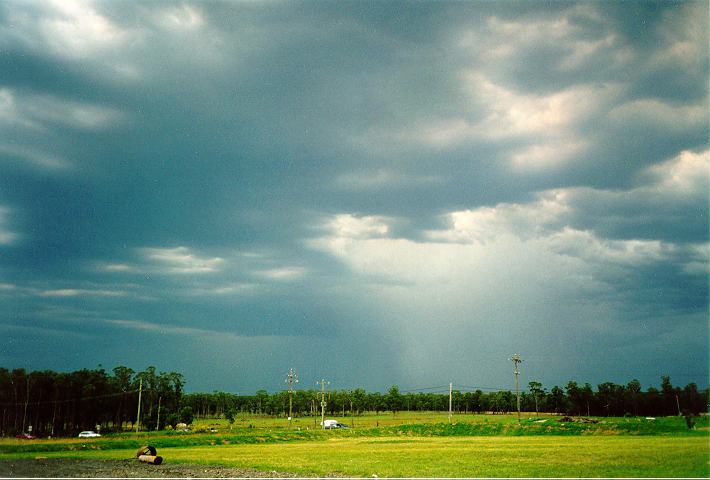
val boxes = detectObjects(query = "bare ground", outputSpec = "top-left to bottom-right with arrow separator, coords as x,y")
0,458 -> 310,478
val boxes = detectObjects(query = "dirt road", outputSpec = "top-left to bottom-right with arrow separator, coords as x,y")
0,458 -> 304,478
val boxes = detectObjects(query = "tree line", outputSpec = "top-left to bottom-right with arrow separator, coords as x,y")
1,366 -> 706,437
183,376 -> 707,420
0,366 -> 188,437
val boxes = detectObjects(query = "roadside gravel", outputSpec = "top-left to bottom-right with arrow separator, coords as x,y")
0,458 -> 307,478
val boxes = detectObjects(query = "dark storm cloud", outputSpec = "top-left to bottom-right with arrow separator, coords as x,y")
0,0 -> 706,392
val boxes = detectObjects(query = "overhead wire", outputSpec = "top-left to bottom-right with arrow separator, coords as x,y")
0,389 -> 140,408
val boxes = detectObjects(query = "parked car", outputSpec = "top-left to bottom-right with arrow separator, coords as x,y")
320,419 -> 349,429
15,432 -> 36,439
78,431 -> 101,438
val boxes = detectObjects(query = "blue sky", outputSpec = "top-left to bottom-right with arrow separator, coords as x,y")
0,0 -> 707,393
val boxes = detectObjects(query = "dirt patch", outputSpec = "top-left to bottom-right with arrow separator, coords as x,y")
558,416 -> 598,423
0,458 -> 309,478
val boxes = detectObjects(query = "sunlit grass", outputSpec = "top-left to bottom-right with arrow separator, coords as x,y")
2,414 -> 707,477
193,411 -> 532,430
5,436 -> 708,477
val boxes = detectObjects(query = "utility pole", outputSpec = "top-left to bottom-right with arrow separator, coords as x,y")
317,379 -> 329,429
136,378 -> 143,432
448,383 -> 453,424
286,368 -> 298,428
21,377 -> 29,433
156,396 -> 161,431
510,354 -> 522,423
349,390 -> 354,428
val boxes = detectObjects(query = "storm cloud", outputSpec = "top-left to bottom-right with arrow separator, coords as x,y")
0,0 -> 707,392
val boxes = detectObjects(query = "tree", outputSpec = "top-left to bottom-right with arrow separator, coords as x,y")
225,407 -> 237,429
179,406 -> 194,425
528,381 -> 544,415
580,383 -> 593,416
550,386 -> 566,414
644,387 -> 662,416
625,379 -> 642,416
255,390 -> 269,414
351,388 -> 366,415
597,382 -> 624,416
386,385 -> 403,416
681,383 -> 704,414
565,381 -> 583,415
478,392 -> 491,413
136,366 -> 158,421
369,392 -> 384,414
111,366 -> 134,430
661,376 -> 679,416
492,391 -> 514,413
167,372 -> 184,410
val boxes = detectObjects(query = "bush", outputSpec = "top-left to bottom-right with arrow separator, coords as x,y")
165,413 -> 180,429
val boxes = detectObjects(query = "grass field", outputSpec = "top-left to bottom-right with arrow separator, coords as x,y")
1,414 -> 708,477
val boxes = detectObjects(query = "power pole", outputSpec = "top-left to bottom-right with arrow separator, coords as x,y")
136,378 -> 143,432
510,354 -> 522,423
21,377 -> 29,433
448,383 -> 453,424
286,368 -> 298,428
317,379 -> 329,429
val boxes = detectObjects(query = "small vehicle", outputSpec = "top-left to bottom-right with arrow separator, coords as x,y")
15,432 -> 36,439
321,419 -> 349,429
78,431 -> 101,438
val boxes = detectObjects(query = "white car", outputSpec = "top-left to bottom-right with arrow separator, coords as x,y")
78,431 -> 101,438
321,419 -> 349,429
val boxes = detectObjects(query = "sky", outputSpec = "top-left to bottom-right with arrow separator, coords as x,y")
0,0 -> 707,394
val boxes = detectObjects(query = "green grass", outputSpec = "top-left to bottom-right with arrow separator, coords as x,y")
1,414 -> 708,477
198,411 -> 709,432
3,436 -> 708,477
0,415 -> 703,455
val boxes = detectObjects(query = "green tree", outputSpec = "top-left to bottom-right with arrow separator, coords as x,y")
179,406 -> 194,425
625,379 -> 642,416
225,407 -> 237,429
681,383 -> 704,414
565,381 -> 583,415
351,388 -> 366,415
255,390 -> 269,414
528,381 -> 544,415
386,385 -> 403,416
493,391 -> 514,413
369,392 -> 384,414
111,366 -> 134,430
550,386 -> 566,413
661,376 -> 679,416
597,382 -> 624,417
580,383 -> 593,416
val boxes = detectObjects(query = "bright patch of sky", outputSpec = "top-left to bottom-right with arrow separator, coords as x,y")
0,0 -> 707,393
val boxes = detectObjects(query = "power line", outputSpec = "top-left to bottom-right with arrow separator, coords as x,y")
0,389 -> 140,408
454,385 -> 509,392
400,385 -> 450,393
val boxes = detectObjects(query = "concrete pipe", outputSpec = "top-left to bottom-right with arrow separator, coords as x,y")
136,445 -> 157,457
138,455 -> 163,465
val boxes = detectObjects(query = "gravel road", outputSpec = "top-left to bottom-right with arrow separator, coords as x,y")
0,458 -> 307,478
